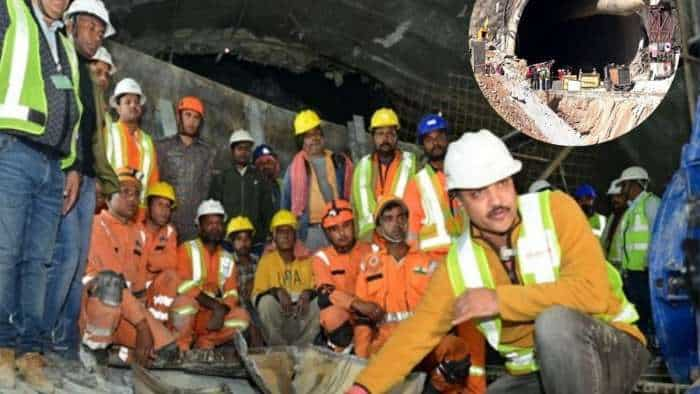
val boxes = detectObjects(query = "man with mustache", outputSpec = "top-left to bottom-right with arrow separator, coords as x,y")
347,130 -> 647,394
572,184 -> 607,240
352,108 -> 416,241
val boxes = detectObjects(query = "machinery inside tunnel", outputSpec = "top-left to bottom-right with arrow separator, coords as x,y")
515,0 -> 646,73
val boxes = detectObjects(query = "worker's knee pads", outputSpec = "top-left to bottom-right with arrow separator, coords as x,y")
327,321 -> 354,349
89,270 -> 127,307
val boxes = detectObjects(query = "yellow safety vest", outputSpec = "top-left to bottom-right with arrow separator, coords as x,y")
177,239 -> 238,300
414,165 -> 464,251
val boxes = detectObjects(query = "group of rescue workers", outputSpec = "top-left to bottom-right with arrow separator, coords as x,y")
0,0 -> 660,393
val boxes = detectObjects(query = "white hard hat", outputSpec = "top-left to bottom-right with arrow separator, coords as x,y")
445,129 -> 522,190
618,166 -> 649,183
91,46 -> 116,75
229,129 -> 255,146
64,0 -> 116,38
528,179 -> 552,193
110,78 -> 146,109
195,199 -> 227,225
607,179 -> 622,195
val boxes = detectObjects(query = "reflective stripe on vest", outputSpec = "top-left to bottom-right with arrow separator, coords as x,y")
315,250 -> 331,267
415,166 -> 462,251
589,213 -> 607,238
381,311 -> 414,324
617,192 -> 653,271
352,151 -> 416,239
177,239 -> 236,295
105,122 -> 155,205
446,191 -> 638,374
0,0 -> 82,166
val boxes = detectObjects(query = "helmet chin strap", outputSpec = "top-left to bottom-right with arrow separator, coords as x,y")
378,227 -> 405,244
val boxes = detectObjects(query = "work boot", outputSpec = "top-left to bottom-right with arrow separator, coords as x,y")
0,347 -> 16,389
16,352 -> 55,393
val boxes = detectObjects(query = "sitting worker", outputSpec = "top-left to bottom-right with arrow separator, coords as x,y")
353,196 -> 485,393
572,183 -> 607,240
312,199 -> 373,353
347,130 -> 648,394
253,210 -> 320,346
176,200 -> 250,350
226,216 -> 265,346
80,168 -> 183,367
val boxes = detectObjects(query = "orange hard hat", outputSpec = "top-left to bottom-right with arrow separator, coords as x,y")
177,96 -> 205,117
321,199 -> 354,229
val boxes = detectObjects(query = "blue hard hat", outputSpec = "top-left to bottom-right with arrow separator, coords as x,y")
253,144 -> 276,162
417,114 -> 448,143
573,184 -> 597,199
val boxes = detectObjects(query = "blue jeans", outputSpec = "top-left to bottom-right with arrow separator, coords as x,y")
0,134 -> 65,355
43,176 -> 95,357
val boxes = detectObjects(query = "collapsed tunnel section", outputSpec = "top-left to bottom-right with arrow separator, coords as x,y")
515,0 -> 645,73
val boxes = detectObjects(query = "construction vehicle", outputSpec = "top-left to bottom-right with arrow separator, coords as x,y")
605,64 -> 635,91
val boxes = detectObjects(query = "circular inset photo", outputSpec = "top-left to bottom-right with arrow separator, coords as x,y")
468,0 -> 680,146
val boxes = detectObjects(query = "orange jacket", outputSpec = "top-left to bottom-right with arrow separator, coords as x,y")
116,121 -> 160,190
137,223 -> 178,279
312,242 -> 373,309
354,191 -> 645,393
176,239 -> 241,310
353,247 -> 439,358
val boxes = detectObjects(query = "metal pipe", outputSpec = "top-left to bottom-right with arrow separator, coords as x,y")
538,147 -> 574,180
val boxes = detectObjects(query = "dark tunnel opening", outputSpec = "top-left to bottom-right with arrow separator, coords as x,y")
515,0 -> 645,74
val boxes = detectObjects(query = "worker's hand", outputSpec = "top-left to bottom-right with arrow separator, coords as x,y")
318,283 -> 335,295
351,299 -> 385,323
63,170 -> 81,215
296,290 -> 313,317
207,301 -> 230,331
452,288 -> 499,326
276,288 -> 294,315
134,320 -> 154,367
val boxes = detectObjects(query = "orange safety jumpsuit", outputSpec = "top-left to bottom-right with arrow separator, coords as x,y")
176,239 -> 250,349
312,242 -> 373,346
79,211 -> 180,359
354,247 -> 485,393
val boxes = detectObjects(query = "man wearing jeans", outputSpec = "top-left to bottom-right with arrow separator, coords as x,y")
0,0 -> 83,391
42,0 -> 117,361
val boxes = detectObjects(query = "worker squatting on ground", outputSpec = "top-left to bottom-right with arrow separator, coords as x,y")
404,114 -> 465,261
0,0 -> 83,391
609,166 -> 661,341
353,195 -> 486,394
572,183 -> 607,240
80,169 -> 186,369
312,199 -> 374,353
176,200 -> 250,350
352,108 -> 417,241
105,77 -> 159,221
43,0 -> 119,361
348,130 -> 648,394
253,210 -> 320,346
282,110 -> 354,252
156,96 -> 215,243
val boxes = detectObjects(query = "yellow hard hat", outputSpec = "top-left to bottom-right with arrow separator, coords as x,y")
146,182 -> 176,207
270,209 -> 298,231
294,110 -> 321,135
226,216 -> 255,237
370,108 -> 400,130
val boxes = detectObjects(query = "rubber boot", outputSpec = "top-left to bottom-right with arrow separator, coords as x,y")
16,352 -> 55,393
0,347 -> 16,389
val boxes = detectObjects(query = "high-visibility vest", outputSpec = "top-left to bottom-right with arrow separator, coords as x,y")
446,191 -> 638,374
588,213 -> 607,238
613,192 -> 655,271
177,239 -> 238,300
601,213 -> 616,252
105,122 -> 156,205
352,151 -> 416,239
0,0 -> 82,169
414,165 -> 464,251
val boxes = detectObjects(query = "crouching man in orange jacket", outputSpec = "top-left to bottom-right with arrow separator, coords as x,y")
353,196 -> 485,393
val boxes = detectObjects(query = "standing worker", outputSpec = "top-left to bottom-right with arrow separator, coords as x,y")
610,166 -> 661,340
209,129 -> 273,253
105,77 -> 159,221
0,0 -> 83,391
352,108 -> 416,241
253,144 -> 283,211
156,96 -> 215,242
43,0 -> 118,361
282,110 -> 353,252
572,184 -> 607,239
602,179 -> 626,264
347,130 -> 648,394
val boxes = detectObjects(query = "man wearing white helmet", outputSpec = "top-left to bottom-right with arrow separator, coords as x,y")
90,46 -> 116,92
106,77 -> 160,221
528,179 -> 553,193
347,130 -> 647,394
42,0 -> 118,361
601,179 -> 626,267
209,130 -> 274,252
609,166 -> 661,339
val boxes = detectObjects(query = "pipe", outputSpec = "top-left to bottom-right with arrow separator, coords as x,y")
538,147 -> 574,180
